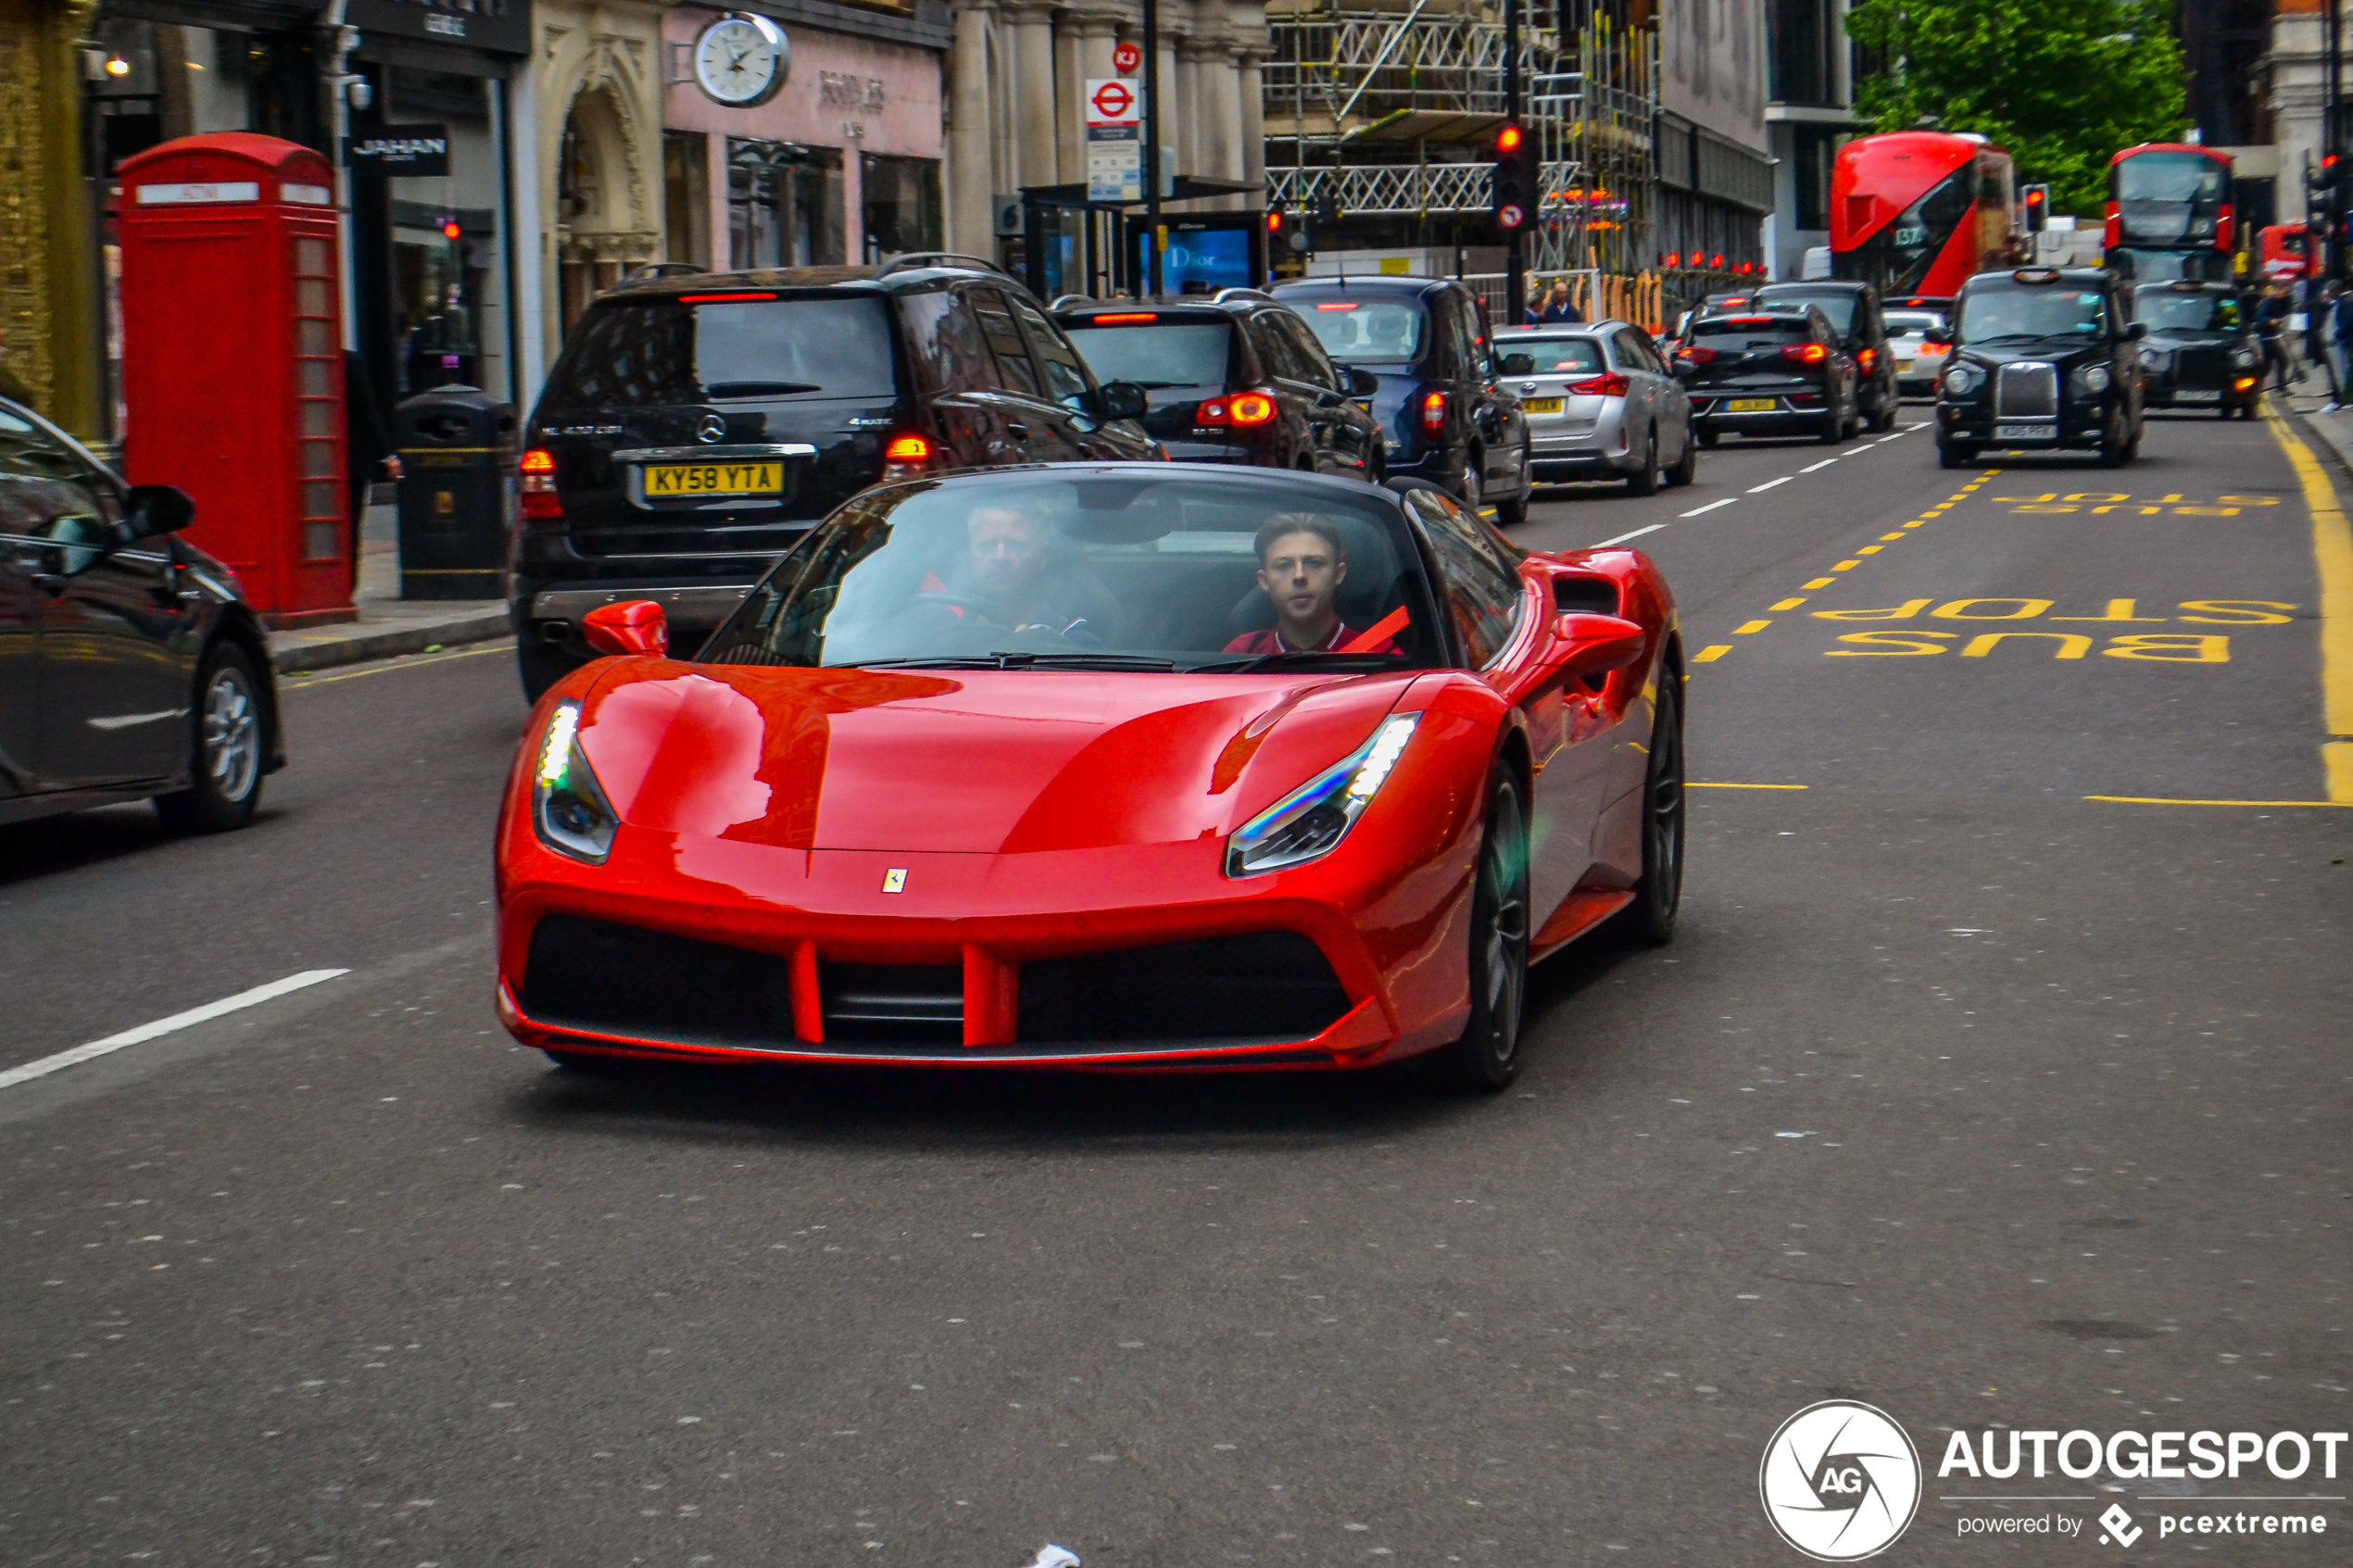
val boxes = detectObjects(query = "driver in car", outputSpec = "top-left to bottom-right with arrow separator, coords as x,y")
918,506 -> 1106,645
1224,514 -> 1400,655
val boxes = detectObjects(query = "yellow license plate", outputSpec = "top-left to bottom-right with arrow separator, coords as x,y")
644,461 -> 784,496
1521,396 -> 1565,414
1727,397 -> 1777,412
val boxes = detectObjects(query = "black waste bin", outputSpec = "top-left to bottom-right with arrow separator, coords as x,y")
395,384 -> 516,600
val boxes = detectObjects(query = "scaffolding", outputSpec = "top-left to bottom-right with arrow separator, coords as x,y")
1263,0 -> 1660,278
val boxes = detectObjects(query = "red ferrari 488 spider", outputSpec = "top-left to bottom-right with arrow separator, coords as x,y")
494,465 -> 1684,1087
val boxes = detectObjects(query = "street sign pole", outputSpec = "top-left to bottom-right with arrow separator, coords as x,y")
1142,0 -> 1163,297
1504,0 -> 1524,324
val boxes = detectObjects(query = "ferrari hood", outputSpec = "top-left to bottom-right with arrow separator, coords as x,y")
573,662 -> 1416,855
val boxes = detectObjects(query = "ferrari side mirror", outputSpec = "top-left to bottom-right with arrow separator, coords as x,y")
582,598 -> 668,658
1547,612 -> 1647,684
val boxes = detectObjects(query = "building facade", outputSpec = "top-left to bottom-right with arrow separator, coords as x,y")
1761,0 -> 1849,276
1655,0 -> 1774,276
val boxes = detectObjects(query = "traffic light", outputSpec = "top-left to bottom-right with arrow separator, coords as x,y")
2021,184 -> 2049,232
1267,203 -> 1309,256
1491,121 -> 1538,232
2310,153 -> 2340,199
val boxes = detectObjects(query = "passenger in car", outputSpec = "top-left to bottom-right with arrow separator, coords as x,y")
1223,514 -> 1401,655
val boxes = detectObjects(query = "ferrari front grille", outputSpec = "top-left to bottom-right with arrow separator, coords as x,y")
1017,932 -> 1351,1044
1994,363 -> 2058,417
820,963 -> 963,1044
522,913 -> 796,1040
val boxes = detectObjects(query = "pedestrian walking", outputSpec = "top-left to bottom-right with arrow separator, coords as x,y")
2256,283 -> 2296,395
342,348 -> 400,596
2331,283 -> 2353,415
2311,281 -> 2346,410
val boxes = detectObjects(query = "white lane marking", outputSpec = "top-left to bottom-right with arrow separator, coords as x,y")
1590,523 -> 1666,547
1800,458 -> 1839,472
1680,498 -> 1735,517
1747,476 -> 1792,492
0,970 -> 350,1091
1902,420 -> 1931,430
1875,433 -> 1906,444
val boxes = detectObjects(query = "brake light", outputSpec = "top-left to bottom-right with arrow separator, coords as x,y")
1195,397 -> 1230,426
1567,372 -> 1629,396
1679,346 -> 1718,364
1229,392 -> 1277,426
885,433 -> 931,462
1780,343 -> 1830,364
1857,347 -> 1875,370
1091,312 -> 1159,323
1421,390 -> 1447,432
1315,302 -> 1359,311
677,292 -> 779,303
520,448 -> 562,519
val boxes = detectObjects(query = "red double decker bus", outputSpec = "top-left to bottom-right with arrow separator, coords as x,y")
1831,132 -> 2018,296
2105,144 -> 2234,281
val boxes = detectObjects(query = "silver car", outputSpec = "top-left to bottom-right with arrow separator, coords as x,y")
1496,320 -> 1696,495
1885,307 -> 1952,397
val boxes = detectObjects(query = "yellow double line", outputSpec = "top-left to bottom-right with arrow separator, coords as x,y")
2261,411 -> 2353,804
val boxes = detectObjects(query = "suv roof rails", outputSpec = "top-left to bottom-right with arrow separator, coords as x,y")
877,251 -> 1013,280
1212,287 -> 1277,305
623,262 -> 708,282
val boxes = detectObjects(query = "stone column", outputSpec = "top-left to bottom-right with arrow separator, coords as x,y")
1009,0 -> 1062,190
949,1 -> 999,254
1174,36 -> 1203,187
1238,44 -> 1265,195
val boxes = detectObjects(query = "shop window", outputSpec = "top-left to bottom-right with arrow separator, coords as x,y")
729,139 -> 844,269
664,132 -> 711,270
860,154 -> 941,260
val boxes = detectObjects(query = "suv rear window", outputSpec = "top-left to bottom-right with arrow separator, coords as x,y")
1689,315 -> 1814,348
542,295 -> 898,408
1295,299 -> 1428,362
1757,290 -> 1856,332
1063,316 -> 1233,388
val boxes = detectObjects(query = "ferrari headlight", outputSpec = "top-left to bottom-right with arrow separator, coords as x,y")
533,702 -> 617,863
1942,362 -> 1982,396
1227,714 -> 1418,877
2076,363 -> 2112,395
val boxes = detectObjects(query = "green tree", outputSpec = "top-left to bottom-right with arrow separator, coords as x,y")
1844,0 -> 2189,220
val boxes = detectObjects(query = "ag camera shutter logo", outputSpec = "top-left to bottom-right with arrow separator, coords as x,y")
1759,1400 -> 1923,1561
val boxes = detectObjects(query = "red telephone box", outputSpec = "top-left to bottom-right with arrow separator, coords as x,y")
117,132 -> 352,624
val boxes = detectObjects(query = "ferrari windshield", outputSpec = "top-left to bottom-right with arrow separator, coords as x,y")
701,474 -> 1444,671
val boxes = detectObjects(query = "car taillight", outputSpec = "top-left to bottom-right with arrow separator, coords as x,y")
1196,397 -> 1231,426
1678,346 -> 1717,364
1567,372 -> 1630,396
1857,347 -> 1876,370
885,433 -> 931,462
1228,392 -> 1277,426
1421,391 -> 1447,432
1780,343 -> 1830,364
519,447 -> 562,520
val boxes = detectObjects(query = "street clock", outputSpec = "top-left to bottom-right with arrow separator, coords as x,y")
692,13 -> 789,107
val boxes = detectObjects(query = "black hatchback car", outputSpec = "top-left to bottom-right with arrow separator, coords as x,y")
1052,291 -> 1387,481
1752,280 -> 1901,432
1271,276 -> 1534,525
1930,267 -> 2146,468
2129,280 -> 2261,419
1674,304 -> 1860,444
513,257 -> 1156,699
0,396 -> 283,833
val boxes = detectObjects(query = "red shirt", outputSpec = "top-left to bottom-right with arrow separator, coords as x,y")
1223,621 -> 1398,656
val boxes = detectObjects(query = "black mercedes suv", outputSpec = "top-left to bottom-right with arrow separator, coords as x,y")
1930,267 -> 2146,469
511,257 -> 1154,699
1052,291 -> 1387,481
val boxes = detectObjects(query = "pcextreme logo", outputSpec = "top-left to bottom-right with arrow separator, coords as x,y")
1760,1400 -> 1924,1561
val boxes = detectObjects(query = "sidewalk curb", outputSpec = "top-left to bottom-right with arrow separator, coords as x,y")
268,608 -> 513,676
2276,397 -> 2353,485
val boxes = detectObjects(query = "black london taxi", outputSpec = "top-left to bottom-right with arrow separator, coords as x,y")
2128,280 -> 2262,420
1929,267 -> 2146,469
512,257 -> 1156,701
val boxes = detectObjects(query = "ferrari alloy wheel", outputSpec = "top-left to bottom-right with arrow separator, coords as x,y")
1625,676 -> 1685,945
1625,429 -> 1660,495
1441,771 -> 1531,1091
155,642 -> 264,834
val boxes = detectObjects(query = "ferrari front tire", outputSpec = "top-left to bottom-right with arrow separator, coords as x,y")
1623,675 -> 1686,945
1439,770 -> 1531,1091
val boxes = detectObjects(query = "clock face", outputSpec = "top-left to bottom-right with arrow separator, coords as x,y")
694,14 -> 788,107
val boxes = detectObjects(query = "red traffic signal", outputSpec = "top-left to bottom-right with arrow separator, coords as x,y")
442,220 -> 461,240
1266,208 -> 1282,232
1496,123 -> 1524,156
